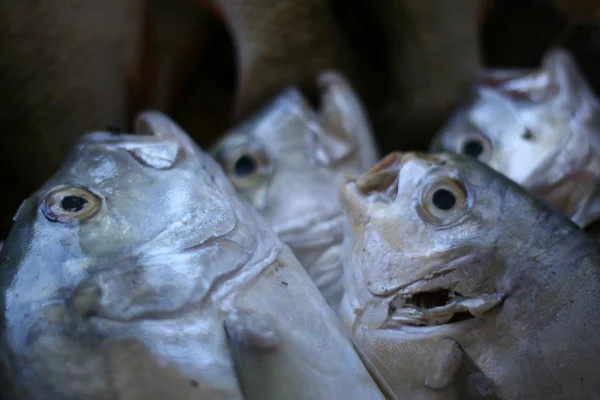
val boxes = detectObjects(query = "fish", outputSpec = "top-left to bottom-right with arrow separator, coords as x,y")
338,150 -> 600,399
0,1 -> 484,238
0,111 -> 393,400
211,71 -> 379,309
430,47 -> 600,229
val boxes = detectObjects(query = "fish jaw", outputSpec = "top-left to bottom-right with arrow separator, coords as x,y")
340,152 -> 505,333
339,245 -> 506,334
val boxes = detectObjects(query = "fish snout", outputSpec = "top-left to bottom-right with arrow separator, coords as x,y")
70,280 -> 103,319
355,152 -> 403,200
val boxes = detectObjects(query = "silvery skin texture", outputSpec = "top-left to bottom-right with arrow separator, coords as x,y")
339,151 -> 600,400
0,111 -> 390,400
212,71 -> 379,309
430,48 -> 600,229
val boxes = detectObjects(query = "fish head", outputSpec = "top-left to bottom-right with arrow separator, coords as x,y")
430,48 -> 600,226
341,152 -> 600,399
0,111 -> 273,398
339,151 -> 524,332
212,71 -> 379,244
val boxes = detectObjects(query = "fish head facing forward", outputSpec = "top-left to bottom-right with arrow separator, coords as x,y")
213,71 -> 378,240
212,71 -> 379,306
431,48 -> 600,227
339,151 -> 600,398
0,111 -> 277,399
339,151 -> 511,332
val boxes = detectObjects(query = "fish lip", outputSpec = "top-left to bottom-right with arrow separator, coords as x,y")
380,291 -> 506,329
373,250 -> 506,328
85,308 -> 187,326
379,274 -> 507,329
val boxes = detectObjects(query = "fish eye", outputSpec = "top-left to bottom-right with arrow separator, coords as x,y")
419,178 -> 468,225
461,139 -> 484,158
222,144 -> 270,189
432,188 -> 456,210
521,128 -> 534,140
42,187 -> 101,223
233,154 -> 258,177
459,132 -> 491,161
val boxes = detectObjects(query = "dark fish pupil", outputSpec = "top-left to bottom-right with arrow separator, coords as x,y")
61,196 -> 88,213
432,189 -> 456,211
234,155 -> 257,176
462,139 -> 484,158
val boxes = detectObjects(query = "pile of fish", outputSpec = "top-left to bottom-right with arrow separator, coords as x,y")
1,48 -> 600,400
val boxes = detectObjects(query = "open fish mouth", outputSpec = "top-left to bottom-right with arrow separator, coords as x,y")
381,288 -> 506,328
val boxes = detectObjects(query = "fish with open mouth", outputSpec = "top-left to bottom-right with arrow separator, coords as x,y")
430,48 -> 600,231
211,71 -> 379,309
0,111 -> 392,400
338,151 -> 600,399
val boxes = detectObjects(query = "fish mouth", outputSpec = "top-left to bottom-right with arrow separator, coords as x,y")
381,288 -> 506,328
378,262 -> 507,329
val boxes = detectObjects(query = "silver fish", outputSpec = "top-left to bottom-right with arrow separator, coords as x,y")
211,71 -> 379,309
338,151 -> 600,399
430,48 -> 600,229
0,111 -> 392,400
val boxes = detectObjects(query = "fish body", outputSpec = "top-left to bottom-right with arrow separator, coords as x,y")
0,111 -> 389,400
338,151 -> 600,399
430,48 -> 600,229
212,71 -> 379,309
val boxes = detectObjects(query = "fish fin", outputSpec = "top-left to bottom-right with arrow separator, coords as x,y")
225,308 -> 392,400
77,113 -> 184,170
135,110 -> 184,140
314,71 -> 379,168
450,340 -> 502,399
422,338 -> 464,391
122,141 -> 181,170
224,309 -> 289,400
0,241 -> 3,252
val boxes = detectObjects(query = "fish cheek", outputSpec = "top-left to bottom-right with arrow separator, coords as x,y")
21,326 -> 115,399
359,223 -> 421,297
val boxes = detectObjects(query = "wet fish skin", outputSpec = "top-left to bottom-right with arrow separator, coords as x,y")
212,71 -> 379,309
430,47 -> 600,229
0,111 -> 389,400
338,151 -> 600,399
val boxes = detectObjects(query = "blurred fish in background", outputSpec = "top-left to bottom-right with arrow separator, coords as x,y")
0,0 -> 599,238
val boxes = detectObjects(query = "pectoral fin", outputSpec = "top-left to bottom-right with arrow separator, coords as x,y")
451,342 -> 501,399
224,309 -> 298,400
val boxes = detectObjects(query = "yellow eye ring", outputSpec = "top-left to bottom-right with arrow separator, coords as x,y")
419,178 -> 468,225
42,186 -> 101,223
